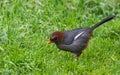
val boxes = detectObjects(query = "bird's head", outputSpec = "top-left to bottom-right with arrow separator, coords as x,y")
48,31 -> 64,44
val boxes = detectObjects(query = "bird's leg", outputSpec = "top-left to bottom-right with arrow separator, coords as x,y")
77,54 -> 81,58
76,54 -> 81,60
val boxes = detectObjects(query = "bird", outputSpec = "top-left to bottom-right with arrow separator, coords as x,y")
48,15 -> 116,58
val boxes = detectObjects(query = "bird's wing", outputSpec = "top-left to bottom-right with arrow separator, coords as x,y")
58,30 -> 90,53
63,29 -> 85,45
74,31 -> 85,40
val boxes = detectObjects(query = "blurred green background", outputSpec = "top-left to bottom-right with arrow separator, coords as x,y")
0,0 -> 120,75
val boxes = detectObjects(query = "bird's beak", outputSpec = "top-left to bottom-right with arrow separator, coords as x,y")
47,40 -> 52,44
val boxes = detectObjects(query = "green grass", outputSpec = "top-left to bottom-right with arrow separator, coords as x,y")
0,0 -> 120,75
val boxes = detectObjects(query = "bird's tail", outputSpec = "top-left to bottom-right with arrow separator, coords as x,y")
91,15 -> 116,31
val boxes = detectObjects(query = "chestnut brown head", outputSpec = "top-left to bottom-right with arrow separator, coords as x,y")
48,31 -> 64,44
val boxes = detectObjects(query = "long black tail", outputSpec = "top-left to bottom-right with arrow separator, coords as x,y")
91,15 -> 116,30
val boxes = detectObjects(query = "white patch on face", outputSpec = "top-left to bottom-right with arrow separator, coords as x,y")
74,31 -> 84,40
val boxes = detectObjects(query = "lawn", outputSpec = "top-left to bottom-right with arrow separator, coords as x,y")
0,0 -> 120,75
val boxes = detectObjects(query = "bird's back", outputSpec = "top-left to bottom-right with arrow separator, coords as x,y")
62,28 -> 92,45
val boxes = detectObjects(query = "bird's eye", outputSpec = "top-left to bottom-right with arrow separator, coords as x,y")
50,36 -> 57,41
53,37 -> 57,40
